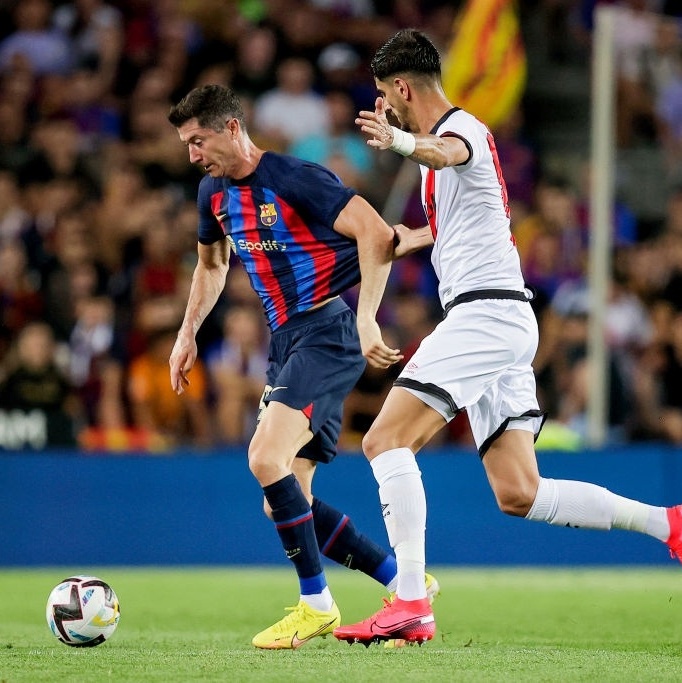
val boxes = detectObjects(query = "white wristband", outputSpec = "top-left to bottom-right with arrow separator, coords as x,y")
388,126 -> 416,156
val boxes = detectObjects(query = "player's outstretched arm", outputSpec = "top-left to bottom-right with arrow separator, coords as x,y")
170,240 -> 230,394
356,97 -> 470,170
334,195 -> 403,369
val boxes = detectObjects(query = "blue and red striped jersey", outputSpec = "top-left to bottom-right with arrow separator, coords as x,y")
197,152 -> 360,331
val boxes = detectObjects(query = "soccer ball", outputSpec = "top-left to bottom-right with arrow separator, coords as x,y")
46,576 -> 120,647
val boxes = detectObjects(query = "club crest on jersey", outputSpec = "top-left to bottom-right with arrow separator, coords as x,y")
259,203 -> 278,226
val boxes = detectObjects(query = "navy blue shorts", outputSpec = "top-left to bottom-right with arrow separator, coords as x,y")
262,297 -> 366,463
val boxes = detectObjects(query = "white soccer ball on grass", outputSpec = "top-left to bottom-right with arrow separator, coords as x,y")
46,575 -> 120,647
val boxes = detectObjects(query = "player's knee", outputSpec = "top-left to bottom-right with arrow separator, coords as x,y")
262,497 -> 274,520
248,441 -> 277,484
363,424 -> 427,459
362,426 -> 391,460
494,483 -> 536,517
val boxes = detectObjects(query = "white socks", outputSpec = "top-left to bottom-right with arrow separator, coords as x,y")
526,477 -> 669,540
301,586 -> 333,612
371,448 -> 427,601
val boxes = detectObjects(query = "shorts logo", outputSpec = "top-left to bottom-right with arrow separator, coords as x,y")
259,203 -> 278,226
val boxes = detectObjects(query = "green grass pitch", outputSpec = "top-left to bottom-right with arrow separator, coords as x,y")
2,566 -> 681,682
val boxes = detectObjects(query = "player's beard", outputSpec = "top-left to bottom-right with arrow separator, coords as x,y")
385,109 -> 401,128
386,108 -> 412,133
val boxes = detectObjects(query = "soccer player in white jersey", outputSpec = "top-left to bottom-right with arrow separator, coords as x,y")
333,28 -> 682,647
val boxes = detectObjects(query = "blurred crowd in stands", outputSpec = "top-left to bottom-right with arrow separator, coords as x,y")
3,0 -> 682,452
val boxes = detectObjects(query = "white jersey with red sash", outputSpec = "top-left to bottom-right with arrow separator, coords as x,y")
420,107 -> 525,309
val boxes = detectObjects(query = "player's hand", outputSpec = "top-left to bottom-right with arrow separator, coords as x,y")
357,318 -> 403,369
169,333 -> 197,395
356,97 -> 395,150
392,223 -> 411,259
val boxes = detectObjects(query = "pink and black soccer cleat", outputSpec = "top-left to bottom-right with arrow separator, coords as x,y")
666,505 -> 682,562
333,596 -> 435,647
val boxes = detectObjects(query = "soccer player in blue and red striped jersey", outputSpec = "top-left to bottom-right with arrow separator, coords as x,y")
167,85 -> 438,649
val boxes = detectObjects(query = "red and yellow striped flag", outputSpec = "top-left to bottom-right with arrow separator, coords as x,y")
442,0 -> 526,130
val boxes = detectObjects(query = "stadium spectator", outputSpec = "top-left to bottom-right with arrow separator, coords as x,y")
126,95 -> 195,191
166,84 -> 436,650
68,294 -> 125,429
0,239 -> 44,360
513,175 -> 585,310
0,321 -> 78,447
131,221 -> 181,304
632,306 -> 682,442
40,209 -> 108,341
612,0 -> 660,147
316,42 -> 376,112
23,117 -> 99,197
0,97 -> 34,175
289,89 -> 374,191
93,163 -> 156,273
64,68 -> 123,151
0,0 -> 73,77
205,305 -> 269,445
0,171 -> 31,242
253,56 -> 331,149
52,0 -> 124,96
231,23 -> 279,99
128,324 -> 212,448
532,274 -> 651,441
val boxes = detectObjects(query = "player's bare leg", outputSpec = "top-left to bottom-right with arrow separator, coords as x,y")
483,428 -> 680,558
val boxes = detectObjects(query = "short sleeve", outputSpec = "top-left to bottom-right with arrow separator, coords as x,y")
197,177 -> 225,245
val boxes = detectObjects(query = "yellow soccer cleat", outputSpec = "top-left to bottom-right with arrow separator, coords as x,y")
424,572 -> 441,605
384,572 -> 441,649
251,600 -> 340,650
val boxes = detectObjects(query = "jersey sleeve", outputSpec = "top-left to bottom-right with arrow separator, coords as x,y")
196,177 -> 225,245
441,114 -> 486,172
276,159 -> 356,226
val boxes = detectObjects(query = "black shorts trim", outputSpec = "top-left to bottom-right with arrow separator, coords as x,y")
443,288 -> 532,317
394,377 -> 461,415
478,409 -> 547,459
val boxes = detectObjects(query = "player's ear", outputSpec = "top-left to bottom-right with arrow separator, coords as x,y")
226,117 -> 240,137
395,77 -> 410,101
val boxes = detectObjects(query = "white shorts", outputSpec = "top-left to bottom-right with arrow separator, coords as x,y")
396,298 -> 545,455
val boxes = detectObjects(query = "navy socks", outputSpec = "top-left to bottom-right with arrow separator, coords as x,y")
263,475 -> 326,595
311,497 -> 397,586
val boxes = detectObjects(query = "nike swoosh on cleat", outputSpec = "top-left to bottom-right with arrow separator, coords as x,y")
290,620 -> 338,648
373,614 -> 434,632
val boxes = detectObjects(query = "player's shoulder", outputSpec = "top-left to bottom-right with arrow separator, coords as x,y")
261,151 -> 333,178
259,152 -> 348,198
434,107 -> 483,135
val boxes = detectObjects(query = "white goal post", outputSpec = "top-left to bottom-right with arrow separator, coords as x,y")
587,5 -> 617,446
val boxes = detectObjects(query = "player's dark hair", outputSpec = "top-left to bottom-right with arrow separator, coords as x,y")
371,29 -> 441,82
168,84 -> 245,131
